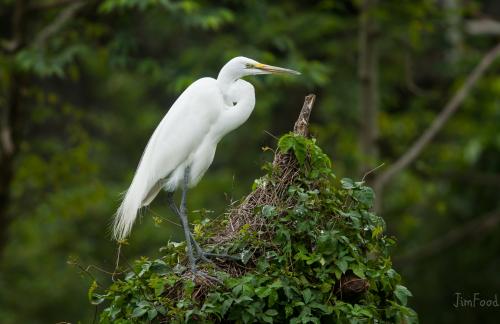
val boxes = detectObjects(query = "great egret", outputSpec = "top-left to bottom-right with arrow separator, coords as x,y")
113,56 -> 300,273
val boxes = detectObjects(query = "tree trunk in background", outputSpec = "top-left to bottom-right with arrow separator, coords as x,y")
0,0 -> 25,257
0,0 -> 87,257
358,0 -> 379,179
0,74 -> 22,257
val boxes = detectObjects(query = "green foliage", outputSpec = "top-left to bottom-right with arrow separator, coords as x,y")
278,133 -> 334,183
92,135 -> 417,323
99,0 -> 235,31
15,45 -> 89,77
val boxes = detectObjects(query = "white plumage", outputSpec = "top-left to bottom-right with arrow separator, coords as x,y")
113,56 -> 299,243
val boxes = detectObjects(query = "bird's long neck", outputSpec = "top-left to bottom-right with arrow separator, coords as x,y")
217,65 -> 240,95
229,83 -> 255,126
215,79 -> 255,139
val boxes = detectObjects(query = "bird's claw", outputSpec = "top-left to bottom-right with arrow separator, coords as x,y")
195,252 -> 213,264
201,252 -> 240,261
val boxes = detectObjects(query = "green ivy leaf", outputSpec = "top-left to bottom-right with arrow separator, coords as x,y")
303,289 -> 312,304
353,186 -> 375,208
268,290 -> 279,307
256,286 -> 272,298
147,309 -> 158,321
394,285 -> 413,306
131,306 -> 148,318
278,134 -> 294,153
337,259 -> 348,273
351,263 -> 366,279
221,298 -> 233,316
266,309 -> 279,316
340,178 -> 355,189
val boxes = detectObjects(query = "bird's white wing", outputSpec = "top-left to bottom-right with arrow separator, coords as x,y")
113,77 -> 223,240
141,78 -> 222,189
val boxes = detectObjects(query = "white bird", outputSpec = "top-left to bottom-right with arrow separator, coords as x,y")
113,56 -> 300,272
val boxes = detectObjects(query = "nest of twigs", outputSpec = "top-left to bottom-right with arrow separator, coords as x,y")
194,150 -> 301,289
212,150 -> 299,245
164,272 -> 220,302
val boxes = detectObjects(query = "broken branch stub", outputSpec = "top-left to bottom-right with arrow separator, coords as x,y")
293,94 -> 316,137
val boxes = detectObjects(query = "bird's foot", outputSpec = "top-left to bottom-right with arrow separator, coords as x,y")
190,234 -> 214,264
190,234 -> 239,263
200,252 -> 241,262
195,253 -> 213,263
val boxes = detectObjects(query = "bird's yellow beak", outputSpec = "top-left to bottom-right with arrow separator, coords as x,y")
254,63 -> 301,75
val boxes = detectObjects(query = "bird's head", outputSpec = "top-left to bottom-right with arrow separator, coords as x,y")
218,56 -> 300,81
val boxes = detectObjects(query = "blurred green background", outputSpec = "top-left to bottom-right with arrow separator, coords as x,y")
0,0 -> 499,323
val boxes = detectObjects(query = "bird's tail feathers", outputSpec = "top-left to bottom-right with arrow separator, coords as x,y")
113,176 -> 148,241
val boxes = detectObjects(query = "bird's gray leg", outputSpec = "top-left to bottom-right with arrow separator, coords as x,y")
189,233 -> 240,262
166,192 -> 211,263
166,172 -> 241,265
171,188 -> 239,262
179,166 -> 197,273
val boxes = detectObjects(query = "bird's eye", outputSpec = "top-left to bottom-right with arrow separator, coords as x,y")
245,63 -> 253,69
